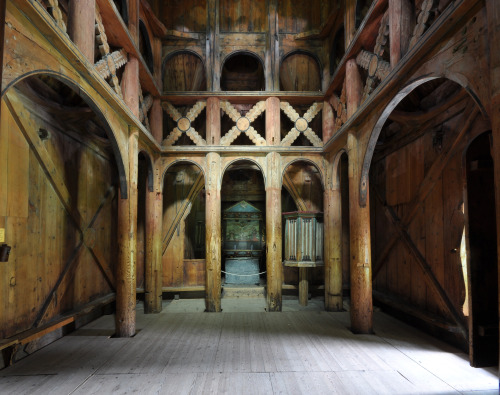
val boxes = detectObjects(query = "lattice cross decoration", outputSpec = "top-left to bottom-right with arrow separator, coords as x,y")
47,0 -> 67,32
329,81 -> 347,134
219,101 -> 266,146
139,87 -> 153,131
280,102 -> 323,147
162,101 -> 207,146
95,4 -> 128,98
409,0 -> 437,49
356,11 -> 391,102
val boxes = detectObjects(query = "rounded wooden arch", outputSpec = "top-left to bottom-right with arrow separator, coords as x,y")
138,150 -> 154,192
359,73 -> 487,207
161,158 -> 206,190
162,50 -> 207,92
221,157 -> 267,188
279,50 -> 322,91
281,157 -> 326,191
1,70 -> 129,198
139,19 -> 154,73
330,149 -> 348,190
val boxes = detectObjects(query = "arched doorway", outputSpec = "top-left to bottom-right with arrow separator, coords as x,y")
0,74 -> 122,351
221,52 -> 265,91
162,161 -> 206,292
280,51 -> 321,91
220,160 -> 266,291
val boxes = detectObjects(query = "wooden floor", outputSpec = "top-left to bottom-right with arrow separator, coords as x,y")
0,297 -> 498,394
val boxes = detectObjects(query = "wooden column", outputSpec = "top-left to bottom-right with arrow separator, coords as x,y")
345,0 -> 357,47
347,133 -> 373,333
299,268 -> 308,306
346,59 -> 363,118
206,97 -> 221,145
122,57 -> 140,118
324,186 -> 343,311
144,159 -> 162,313
128,0 -> 139,44
266,97 -> 281,145
389,0 -> 413,68
205,152 -> 222,312
116,128 -> 139,337
323,101 -> 334,143
67,0 -> 95,62
266,0 -> 279,91
485,0 -> 500,369
207,0 -> 220,91
150,99 -> 163,143
266,152 -> 282,311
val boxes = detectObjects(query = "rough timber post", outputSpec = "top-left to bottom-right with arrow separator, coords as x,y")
266,97 -> 281,145
346,60 -> 362,118
266,152 -> 282,311
206,97 -> 221,145
345,0 -> 357,47
116,128 -> 139,337
122,57 -> 140,118
67,0 -> 95,62
150,99 -> 163,143
389,0 -> 413,68
205,152 -> 222,312
324,182 -> 343,311
347,133 -> 373,334
485,0 -> 500,369
144,158 -> 162,313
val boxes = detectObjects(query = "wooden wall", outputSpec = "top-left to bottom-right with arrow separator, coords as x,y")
0,88 -> 117,339
371,116 -> 473,324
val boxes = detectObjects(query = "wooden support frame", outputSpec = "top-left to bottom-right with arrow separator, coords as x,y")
373,187 -> 469,340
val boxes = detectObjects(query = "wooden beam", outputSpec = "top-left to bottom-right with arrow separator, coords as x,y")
373,188 -> 468,340
265,97 -> 280,145
162,172 -> 204,254
206,97 -> 221,145
373,106 -> 479,279
346,59 -> 362,118
389,0 -> 413,67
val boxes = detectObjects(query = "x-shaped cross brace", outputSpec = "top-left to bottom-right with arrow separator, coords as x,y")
220,101 -> 266,146
280,102 -> 323,147
162,101 -> 207,146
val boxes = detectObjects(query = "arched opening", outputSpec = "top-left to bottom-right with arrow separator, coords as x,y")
162,162 -> 206,292
282,160 -> 324,305
330,27 -> 345,76
464,131 -> 498,367
0,74 -> 120,349
220,52 -> 265,91
280,51 -> 321,91
220,160 -> 266,291
368,77 -> 482,351
139,20 -> 154,73
163,52 -> 207,92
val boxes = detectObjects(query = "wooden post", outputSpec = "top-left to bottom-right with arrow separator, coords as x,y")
116,128 -> 139,337
266,97 -> 281,145
346,59 -> 363,118
323,100 -> 334,143
149,99 -> 163,143
266,0 -> 279,91
206,97 -> 221,145
144,159 -> 162,313
266,152 -> 282,311
324,186 -> 343,311
345,0 -> 357,48
299,267 -> 308,306
205,152 -> 222,312
347,133 -> 373,333
67,0 -> 95,62
206,0 -> 220,91
128,0 -> 139,44
485,0 -> 500,369
122,57 -> 140,118
389,0 -> 413,67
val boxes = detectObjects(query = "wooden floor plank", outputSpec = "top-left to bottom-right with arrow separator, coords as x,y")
0,299 -> 496,394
